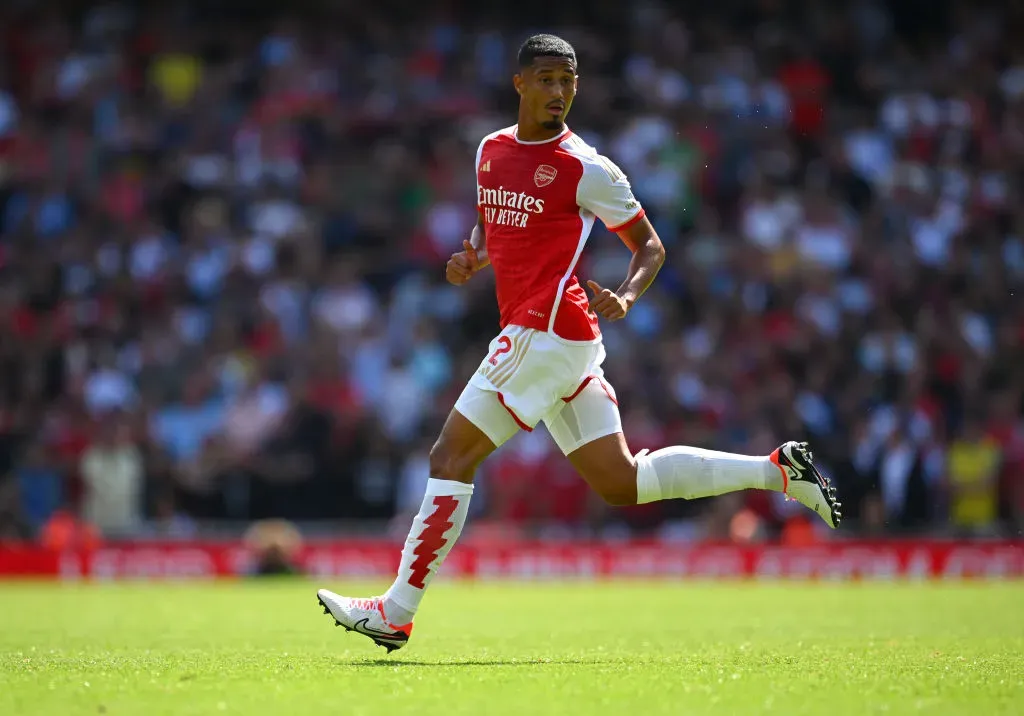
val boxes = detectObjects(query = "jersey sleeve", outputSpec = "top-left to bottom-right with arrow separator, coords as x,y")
474,135 -> 487,216
576,154 -> 645,232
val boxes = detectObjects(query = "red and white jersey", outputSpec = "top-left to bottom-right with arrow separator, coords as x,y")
475,125 -> 645,343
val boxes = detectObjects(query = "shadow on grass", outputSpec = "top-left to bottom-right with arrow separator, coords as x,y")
344,657 -> 614,667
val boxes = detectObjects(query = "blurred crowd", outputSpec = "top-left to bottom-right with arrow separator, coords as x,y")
0,0 -> 1022,544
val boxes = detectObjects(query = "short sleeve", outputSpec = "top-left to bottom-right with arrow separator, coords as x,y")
576,154 -> 645,232
474,137 -> 487,213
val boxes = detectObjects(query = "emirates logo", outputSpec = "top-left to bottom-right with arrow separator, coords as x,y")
534,164 -> 557,187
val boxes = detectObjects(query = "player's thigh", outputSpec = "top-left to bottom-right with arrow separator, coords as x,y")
443,382 -> 518,482
545,378 -> 636,505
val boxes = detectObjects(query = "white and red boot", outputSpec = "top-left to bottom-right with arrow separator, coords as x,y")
317,591 -> 413,654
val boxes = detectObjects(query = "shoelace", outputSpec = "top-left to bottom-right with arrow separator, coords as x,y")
348,598 -> 380,612
348,597 -> 407,632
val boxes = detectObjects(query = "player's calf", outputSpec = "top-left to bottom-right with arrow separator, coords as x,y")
565,432 -> 639,506
318,409 -> 498,650
567,431 -> 841,529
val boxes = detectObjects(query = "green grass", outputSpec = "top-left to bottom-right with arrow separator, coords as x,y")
0,581 -> 1022,715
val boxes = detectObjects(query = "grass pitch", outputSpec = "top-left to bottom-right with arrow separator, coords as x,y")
0,580 -> 1021,715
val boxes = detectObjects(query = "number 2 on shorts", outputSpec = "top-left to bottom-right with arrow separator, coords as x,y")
488,336 -> 513,366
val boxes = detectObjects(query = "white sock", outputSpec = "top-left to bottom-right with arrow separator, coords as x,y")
635,445 -> 783,505
382,478 -> 473,625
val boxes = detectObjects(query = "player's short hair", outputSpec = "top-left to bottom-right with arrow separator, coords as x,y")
518,34 -> 577,69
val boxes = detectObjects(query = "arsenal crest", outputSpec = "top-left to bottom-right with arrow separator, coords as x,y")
534,164 -> 557,187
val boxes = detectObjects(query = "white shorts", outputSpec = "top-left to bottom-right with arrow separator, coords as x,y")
454,325 -> 622,454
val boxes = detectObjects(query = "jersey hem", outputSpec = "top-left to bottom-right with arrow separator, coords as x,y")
506,323 -> 602,346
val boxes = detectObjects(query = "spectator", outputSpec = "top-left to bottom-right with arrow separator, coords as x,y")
14,439 -> 63,533
947,418 -> 1002,536
0,0 -> 1019,541
0,478 -> 32,542
80,417 -> 144,536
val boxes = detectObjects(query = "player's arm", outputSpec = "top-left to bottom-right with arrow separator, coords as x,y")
616,217 -> 665,308
448,136 -> 493,287
445,214 -> 490,286
469,213 -> 489,268
587,216 -> 664,321
579,155 -> 665,321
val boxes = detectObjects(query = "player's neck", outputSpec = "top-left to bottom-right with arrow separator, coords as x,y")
515,116 -> 566,143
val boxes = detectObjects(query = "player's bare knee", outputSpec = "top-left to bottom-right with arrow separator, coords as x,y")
428,441 -> 477,484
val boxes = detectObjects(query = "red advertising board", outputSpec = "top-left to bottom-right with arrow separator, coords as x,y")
1,540 -> 1022,581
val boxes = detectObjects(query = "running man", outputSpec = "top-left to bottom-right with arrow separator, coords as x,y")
318,33 -> 841,653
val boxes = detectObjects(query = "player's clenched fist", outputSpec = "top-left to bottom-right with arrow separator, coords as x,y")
586,280 -> 630,321
446,240 -> 483,286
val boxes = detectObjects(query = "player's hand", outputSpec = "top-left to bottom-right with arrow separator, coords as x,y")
586,280 -> 630,321
446,240 -> 483,286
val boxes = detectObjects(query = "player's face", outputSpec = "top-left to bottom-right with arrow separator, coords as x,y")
514,57 -> 577,133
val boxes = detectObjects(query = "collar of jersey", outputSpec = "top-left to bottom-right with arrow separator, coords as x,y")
513,124 -> 570,145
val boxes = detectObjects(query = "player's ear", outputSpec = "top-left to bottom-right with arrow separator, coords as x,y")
513,72 -> 524,95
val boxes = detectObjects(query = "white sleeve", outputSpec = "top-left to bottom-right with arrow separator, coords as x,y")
474,137 -> 486,212
576,154 -> 645,231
